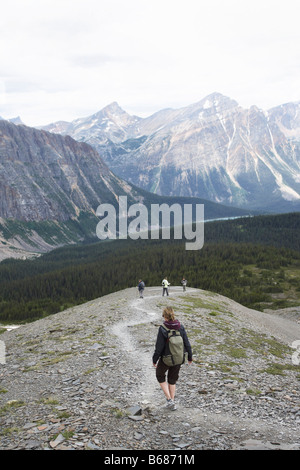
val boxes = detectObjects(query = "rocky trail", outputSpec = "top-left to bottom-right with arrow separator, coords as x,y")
0,286 -> 300,451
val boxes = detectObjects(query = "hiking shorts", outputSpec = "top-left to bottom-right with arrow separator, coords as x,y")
156,359 -> 181,385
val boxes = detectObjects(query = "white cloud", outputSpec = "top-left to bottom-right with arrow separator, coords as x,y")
1,0 -> 300,125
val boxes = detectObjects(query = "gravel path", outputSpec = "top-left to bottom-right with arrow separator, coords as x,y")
0,286 -> 299,450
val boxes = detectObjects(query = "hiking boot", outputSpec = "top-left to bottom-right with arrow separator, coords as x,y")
166,399 -> 177,411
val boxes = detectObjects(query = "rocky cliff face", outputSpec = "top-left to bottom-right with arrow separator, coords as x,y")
0,120 -> 134,222
43,94 -> 300,211
0,120 -> 143,259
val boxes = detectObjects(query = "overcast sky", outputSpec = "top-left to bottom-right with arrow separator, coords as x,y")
1,0 -> 300,126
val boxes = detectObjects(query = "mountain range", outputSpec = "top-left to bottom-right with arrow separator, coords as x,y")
1,92 -> 300,260
0,119 -> 250,260
42,93 -> 300,212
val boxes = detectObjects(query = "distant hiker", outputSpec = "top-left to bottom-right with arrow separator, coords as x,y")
162,278 -> 170,296
181,278 -> 187,291
153,307 -> 192,410
137,280 -> 145,298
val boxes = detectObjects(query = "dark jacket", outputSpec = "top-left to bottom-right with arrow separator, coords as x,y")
152,320 -> 192,364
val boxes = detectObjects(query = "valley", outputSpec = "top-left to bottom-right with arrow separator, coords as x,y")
0,213 -> 299,325
0,118 -> 252,260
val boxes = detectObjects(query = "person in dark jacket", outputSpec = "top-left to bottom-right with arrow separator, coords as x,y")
137,279 -> 145,298
181,277 -> 187,291
153,306 -> 192,410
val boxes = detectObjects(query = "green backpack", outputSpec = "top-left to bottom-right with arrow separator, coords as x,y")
162,325 -> 186,366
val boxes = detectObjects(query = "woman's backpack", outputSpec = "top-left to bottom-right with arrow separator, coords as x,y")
161,325 -> 186,366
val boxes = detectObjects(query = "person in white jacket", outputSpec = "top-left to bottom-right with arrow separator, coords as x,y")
162,278 -> 170,296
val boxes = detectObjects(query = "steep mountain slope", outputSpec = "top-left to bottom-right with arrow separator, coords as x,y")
0,120 -> 145,258
0,120 -> 133,222
0,119 -> 139,258
43,94 -> 300,212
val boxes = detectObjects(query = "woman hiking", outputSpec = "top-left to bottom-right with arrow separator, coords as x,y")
152,307 -> 192,410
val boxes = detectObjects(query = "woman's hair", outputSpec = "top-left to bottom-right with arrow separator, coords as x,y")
162,307 -> 175,321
